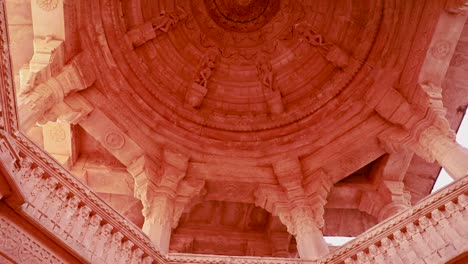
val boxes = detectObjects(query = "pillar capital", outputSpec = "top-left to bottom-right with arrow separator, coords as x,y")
127,150 -> 205,254
18,51 -> 96,130
254,161 -> 330,259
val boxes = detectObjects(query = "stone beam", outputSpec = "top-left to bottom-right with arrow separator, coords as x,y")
79,109 -> 144,167
358,151 -> 413,221
38,93 -> 94,126
18,51 -> 95,130
71,155 -> 134,196
188,162 -> 276,184
127,151 -> 205,254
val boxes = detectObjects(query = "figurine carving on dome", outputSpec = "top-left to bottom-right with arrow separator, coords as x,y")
195,52 -> 217,89
185,50 -> 218,108
152,7 -> 187,35
256,55 -> 284,114
127,7 -> 187,48
293,23 -> 329,47
445,0 -> 468,14
291,23 -> 350,69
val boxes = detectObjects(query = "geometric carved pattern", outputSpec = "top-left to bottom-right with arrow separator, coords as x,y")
0,254 -> 12,264
0,217 -> 63,264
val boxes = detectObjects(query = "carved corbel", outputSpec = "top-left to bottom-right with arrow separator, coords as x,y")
127,149 -> 194,254
261,158 -> 330,259
376,81 -> 468,179
127,155 -> 162,208
358,180 -> 411,221
20,36 -> 65,94
18,51 -> 97,130
37,93 -> 94,125
172,178 -> 206,228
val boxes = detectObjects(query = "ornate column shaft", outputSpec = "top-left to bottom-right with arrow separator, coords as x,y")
272,158 -> 329,260
128,150 -> 197,254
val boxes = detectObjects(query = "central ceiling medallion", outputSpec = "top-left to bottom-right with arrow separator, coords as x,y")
204,0 -> 280,32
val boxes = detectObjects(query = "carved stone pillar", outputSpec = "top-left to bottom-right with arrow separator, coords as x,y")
18,52 -> 95,130
289,206 -> 329,260
128,150 -> 203,254
417,126 -> 468,179
142,191 -> 175,254
268,158 -> 329,260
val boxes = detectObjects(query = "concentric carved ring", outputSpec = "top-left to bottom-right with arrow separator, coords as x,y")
204,0 -> 280,32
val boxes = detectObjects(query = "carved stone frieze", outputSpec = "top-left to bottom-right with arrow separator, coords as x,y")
0,216 -> 64,263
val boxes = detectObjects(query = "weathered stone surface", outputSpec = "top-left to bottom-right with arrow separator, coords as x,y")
1,0 -> 468,263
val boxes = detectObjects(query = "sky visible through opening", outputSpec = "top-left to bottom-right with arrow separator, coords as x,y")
325,110 -> 468,247
432,109 -> 468,192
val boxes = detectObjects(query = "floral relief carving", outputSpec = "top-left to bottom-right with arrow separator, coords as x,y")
431,40 -> 453,60
104,131 -> 125,150
0,217 -> 63,263
36,0 -> 59,11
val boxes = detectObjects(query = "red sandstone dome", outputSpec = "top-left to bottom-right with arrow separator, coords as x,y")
1,0 -> 468,262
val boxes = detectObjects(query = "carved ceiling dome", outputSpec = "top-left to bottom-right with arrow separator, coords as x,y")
79,0 -> 419,160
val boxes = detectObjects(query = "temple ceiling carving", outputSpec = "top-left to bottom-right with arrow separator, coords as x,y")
4,0 -> 468,260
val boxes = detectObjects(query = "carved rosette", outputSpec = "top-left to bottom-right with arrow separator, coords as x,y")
431,40 -> 453,60
36,0 -> 59,11
104,131 -> 125,150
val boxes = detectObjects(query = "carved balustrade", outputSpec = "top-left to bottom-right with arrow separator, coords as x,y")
0,133 -> 165,264
320,176 -> 468,264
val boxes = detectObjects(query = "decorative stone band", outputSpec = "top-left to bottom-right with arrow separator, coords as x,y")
0,132 -> 166,263
320,176 -> 468,264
